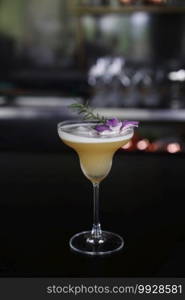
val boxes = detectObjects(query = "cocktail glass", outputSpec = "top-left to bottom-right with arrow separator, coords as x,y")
58,120 -> 134,255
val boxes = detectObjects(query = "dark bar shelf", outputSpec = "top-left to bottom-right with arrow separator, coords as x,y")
95,108 -> 185,122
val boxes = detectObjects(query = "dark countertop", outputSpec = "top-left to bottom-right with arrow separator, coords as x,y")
0,151 -> 185,277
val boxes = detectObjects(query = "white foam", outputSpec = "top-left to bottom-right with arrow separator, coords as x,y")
58,123 -> 133,143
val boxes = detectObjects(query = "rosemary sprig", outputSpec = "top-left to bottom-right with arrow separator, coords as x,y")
69,102 -> 106,123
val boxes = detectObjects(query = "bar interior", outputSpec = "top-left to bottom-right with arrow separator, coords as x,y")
0,0 -> 185,276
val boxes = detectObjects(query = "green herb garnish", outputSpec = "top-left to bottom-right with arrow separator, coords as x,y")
69,102 -> 106,123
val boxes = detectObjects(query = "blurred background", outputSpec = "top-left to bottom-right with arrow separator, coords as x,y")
0,0 -> 185,152
0,0 -> 185,277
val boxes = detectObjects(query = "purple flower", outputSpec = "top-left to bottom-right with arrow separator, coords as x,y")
94,118 -> 139,134
95,124 -> 111,132
121,120 -> 139,129
105,118 -> 120,127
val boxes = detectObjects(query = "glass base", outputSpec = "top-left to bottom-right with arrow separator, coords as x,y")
69,231 -> 124,256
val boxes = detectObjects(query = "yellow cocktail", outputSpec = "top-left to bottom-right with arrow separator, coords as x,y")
60,123 -> 132,183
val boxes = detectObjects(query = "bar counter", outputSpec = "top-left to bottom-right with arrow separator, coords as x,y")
0,151 -> 184,277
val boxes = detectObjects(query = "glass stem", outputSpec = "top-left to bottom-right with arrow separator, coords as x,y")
91,182 -> 102,239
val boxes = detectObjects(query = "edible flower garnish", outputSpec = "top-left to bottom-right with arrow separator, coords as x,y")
95,118 -> 139,135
